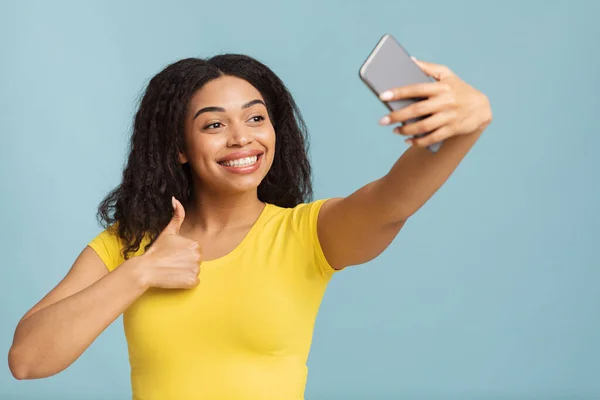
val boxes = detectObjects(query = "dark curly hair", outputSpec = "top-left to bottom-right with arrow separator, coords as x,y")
97,54 -> 313,259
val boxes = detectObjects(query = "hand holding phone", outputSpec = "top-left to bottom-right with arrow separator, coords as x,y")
359,34 -> 443,153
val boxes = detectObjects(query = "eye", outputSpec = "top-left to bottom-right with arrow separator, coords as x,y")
203,122 -> 223,130
249,115 -> 265,123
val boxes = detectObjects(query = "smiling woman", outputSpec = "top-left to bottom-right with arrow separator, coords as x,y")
7,53 -> 492,399
201,99 -> 268,173
180,78 -> 277,203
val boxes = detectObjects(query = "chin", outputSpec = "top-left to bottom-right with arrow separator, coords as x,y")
215,174 -> 267,196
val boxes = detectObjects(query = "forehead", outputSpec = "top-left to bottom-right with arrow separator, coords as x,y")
189,76 -> 264,109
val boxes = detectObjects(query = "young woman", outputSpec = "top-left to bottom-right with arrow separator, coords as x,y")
8,54 -> 492,399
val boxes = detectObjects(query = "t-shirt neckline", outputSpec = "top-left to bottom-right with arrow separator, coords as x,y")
200,202 -> 272,269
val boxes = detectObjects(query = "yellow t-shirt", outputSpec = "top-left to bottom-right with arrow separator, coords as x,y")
88,199 -> 337,400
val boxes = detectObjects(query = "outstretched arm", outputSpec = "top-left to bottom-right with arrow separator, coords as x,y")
318,59 -> 493,270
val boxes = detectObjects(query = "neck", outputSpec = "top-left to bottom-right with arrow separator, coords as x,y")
182,186 -> 265,236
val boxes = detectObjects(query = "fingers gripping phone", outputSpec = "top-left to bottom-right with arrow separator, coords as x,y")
360,34 -> 443,153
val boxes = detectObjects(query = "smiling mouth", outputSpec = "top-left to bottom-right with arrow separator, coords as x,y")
217,154 -> 261,168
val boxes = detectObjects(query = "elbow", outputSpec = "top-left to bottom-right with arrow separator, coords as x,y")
387,208 -> 413,226
10,368 -> 30,381
8,344 -> 67,380
8,346 -> 31,380
8,345 -> 54,380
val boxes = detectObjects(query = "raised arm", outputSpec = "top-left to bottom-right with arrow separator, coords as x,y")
318,59 -> 492,270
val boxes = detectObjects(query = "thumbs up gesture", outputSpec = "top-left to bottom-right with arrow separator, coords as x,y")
138,197 -> 202,289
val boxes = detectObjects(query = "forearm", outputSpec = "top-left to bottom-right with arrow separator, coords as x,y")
9,258 -> 148,379
379,128 -> 483,222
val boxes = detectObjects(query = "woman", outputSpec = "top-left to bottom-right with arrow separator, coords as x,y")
8,53 -> 492,399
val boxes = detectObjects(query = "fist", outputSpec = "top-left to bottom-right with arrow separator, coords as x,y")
139,197 -> 202,289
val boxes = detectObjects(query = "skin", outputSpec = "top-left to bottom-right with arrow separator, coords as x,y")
319,59 -> 492,269
177,76 -> 277,261
7,59 -> 492,379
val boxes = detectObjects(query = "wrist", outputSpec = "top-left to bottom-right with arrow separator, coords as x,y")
122,256 -> 152,291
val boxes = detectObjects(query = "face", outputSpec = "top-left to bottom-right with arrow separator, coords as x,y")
181,76 -> 276,197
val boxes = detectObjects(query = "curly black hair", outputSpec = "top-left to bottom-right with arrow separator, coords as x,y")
97,54 -> 313,259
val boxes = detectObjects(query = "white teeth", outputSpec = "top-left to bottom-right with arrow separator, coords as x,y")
220,155 -> 258,167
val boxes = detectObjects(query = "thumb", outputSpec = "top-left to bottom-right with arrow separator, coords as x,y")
164,196 -> 185,235
411,56 -> 453,81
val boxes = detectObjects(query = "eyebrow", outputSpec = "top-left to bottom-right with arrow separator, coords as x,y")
192,99 -> 266,120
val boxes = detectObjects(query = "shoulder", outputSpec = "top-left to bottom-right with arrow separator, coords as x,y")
266,199 -> 339,277
266,199 -> 330,235
268,198 -> 330,217
87,226 -> 150,271
88,226 -> 124,271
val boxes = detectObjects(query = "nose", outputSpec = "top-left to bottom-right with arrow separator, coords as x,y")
226,124 -> 253,147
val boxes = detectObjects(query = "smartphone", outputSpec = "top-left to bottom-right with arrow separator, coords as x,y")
359,33 -> 443,153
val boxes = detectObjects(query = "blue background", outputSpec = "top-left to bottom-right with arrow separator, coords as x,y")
1,0 -> 598,398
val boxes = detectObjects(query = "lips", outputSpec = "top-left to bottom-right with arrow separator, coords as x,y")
216,149 -> 264,163
217,152 -> 263,175
219,154 -> 259,167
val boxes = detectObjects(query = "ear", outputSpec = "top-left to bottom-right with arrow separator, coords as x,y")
178,152 -> 188,164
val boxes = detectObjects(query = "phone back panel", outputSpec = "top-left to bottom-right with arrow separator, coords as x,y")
359,34 -> 442,153
360,34 -> 433,112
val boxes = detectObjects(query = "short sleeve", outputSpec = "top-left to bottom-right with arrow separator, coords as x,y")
88,228 -> 125,272
290,199 -> 338,279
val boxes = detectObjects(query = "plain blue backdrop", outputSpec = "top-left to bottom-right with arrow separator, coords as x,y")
1,0 -> 598,399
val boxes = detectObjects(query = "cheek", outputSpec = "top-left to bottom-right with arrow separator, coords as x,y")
256,127 -> 276,151
184,135 -> 225,177
187,135 -> 220,160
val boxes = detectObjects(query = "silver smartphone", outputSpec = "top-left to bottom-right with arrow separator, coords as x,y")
359,34 -> 443,153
